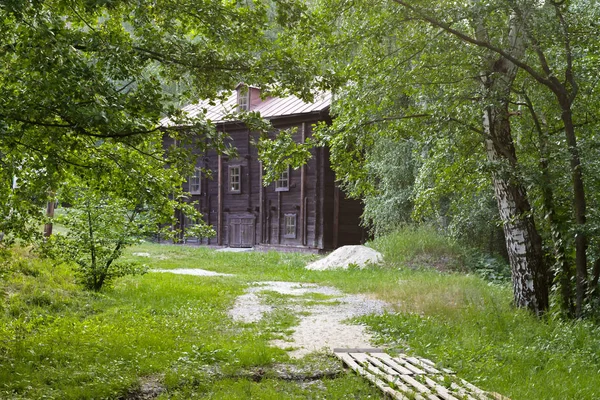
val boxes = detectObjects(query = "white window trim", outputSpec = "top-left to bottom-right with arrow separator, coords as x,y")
275,167 -> 290,192
229,165 -> 241,194
237,88 -> 249,111
189,167 -> 202,194
284,213 -> 297,239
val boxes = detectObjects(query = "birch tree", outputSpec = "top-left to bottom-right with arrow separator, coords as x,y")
282,0 -> 600,315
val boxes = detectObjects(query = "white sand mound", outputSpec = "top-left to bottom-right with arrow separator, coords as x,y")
305,245 -> 383,271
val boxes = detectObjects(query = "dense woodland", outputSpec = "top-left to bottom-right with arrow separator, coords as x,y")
1,0 -> 600,320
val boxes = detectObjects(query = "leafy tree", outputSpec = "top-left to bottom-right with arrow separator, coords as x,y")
275,0 -> 600,316
60,137 -> 214,289
0,0 -> 323,292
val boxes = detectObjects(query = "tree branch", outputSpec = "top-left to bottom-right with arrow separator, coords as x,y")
553,3 -> 578,102
390,0 -> 552,87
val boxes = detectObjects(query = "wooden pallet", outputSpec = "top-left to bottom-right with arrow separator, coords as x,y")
333,349 -> 509,400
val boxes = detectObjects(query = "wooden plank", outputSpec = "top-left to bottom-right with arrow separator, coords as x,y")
315,146 -> 323,249
348,353 -> 436,400
404,355 -> 443,374
397,374 -> 440,400
258,162 -> 264,243
335,352 -> 409,400
333,186 -> 339,248
376,352 -> 426,375
448,383 -> 482,400
457,378 -> 499,399
334,348 -> 384,353
335,350 -> 507,400
217,153 -> 223,245
370,352 -> 415,375
422,376 -> 460,400
416,357 -> 454,374
300,122 -> 306,246
349,353 -> 419,397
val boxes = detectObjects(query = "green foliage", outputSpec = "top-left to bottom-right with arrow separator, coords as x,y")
34,133 -> 215,290
3,241 -> 597,398
275,0 -> 600,315
42,193 -> 150,291
361,138 -> 418,236
370,225 -> 465,271
370,225 -> 510,283
0,0 -> 308,245
0,246 -> 382,399
363,309 -> 600,400
257,127 -> 313,185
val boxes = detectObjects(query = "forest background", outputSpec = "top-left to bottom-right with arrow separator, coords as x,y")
2,0 -> 600,318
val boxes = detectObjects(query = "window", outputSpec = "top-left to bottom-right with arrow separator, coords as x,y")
237,88 -> 249,111
229,165 -> 241,193
284,214 -> 297,239
189,167 -> 201,194
275,168 -> 290,192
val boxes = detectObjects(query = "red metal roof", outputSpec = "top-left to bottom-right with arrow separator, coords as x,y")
161,91 -> 331,126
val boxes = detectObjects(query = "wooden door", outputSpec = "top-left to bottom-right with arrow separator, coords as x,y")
229,216 -> 255,248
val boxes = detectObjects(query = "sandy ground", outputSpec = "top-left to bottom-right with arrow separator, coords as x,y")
305,245 -> 383,270
151,268 -> 233,277
150,270 -> 389,358
229,281 -> 389,358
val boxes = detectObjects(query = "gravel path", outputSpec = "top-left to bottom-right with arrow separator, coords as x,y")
229,281 -> 389,358
151,270 -> 389,358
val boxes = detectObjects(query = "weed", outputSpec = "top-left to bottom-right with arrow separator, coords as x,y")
2,238 -> 599,399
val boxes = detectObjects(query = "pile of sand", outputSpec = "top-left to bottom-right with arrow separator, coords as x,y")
305,245 -> 383,271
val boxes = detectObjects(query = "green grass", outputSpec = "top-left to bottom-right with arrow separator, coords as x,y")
2,226 -> 600,399
0,247 -> 380,399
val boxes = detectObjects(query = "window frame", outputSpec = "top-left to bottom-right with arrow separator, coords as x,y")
275,167 -> 290,192
229,165 -> 242,194
189,167 -> 202,195
283,213 -> 297,239
237,88 -> 249,111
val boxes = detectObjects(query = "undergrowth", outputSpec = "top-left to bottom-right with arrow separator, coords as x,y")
2,225 -> 599,399
370,225 -> 511,283
0,247 -> 379,399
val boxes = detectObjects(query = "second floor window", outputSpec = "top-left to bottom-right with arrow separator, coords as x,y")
189,167 -> 201,194
229,165 -> 241,193
275,168 -> 289,191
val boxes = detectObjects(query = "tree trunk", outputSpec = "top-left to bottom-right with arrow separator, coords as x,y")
529,103 -> 574,316
559,104 -> 587,317
477,12 -> 548,315
483,109 -> 549,314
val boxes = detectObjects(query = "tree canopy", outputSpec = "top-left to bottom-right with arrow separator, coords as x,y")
0,0 -> 305,243
274,0 -> 600,316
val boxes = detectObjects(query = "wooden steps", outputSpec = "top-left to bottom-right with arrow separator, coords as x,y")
333,349 -> 509,400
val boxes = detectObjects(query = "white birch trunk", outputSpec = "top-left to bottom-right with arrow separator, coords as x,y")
484,112 -> 547,313
477,10 -> 548,314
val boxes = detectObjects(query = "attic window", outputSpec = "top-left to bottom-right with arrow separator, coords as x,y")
237,88 -> 249,111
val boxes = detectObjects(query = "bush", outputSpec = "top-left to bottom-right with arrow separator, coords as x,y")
371,225 -> 511,282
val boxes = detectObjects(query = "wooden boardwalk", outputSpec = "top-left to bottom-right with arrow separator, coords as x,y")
333,349 -> 509,400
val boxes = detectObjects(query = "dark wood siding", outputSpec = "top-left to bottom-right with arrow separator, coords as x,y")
177,112 -> 363,251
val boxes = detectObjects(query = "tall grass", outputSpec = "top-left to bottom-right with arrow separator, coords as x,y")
0,247 -> 380,399
2,226 -> 599,399
371,225 -> 465,270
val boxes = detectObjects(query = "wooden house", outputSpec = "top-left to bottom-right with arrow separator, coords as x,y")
169,86 -> 364,252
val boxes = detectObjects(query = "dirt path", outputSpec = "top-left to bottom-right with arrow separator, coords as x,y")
228,281 -> 389,358
156,269 -> 389,358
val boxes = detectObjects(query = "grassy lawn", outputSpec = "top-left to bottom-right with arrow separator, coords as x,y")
1,228 -> 600,399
